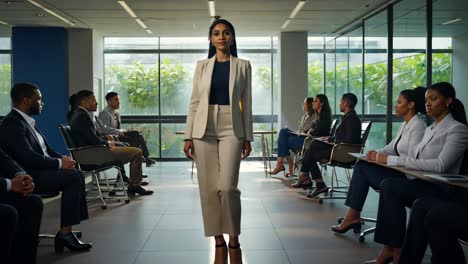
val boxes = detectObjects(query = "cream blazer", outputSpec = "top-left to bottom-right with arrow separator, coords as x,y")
185,55 -> 253,141
391,114 -> 468,174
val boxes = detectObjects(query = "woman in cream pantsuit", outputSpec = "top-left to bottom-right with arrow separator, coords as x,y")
184,19 -> 252,264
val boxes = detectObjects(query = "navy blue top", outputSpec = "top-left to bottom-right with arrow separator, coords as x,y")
209,60 -> 230,105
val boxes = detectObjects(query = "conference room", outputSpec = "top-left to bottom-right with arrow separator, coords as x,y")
1,0 -> 468,263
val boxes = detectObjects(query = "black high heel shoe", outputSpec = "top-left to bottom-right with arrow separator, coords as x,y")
331,221 -> 362,234
54,231 -> 92,253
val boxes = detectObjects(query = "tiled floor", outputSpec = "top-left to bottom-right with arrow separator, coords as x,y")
36,161 -> 433,264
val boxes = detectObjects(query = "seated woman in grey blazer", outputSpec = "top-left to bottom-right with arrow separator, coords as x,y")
331,87 -> 427,234
269,95 -> 332,176
367,82 -> 468,264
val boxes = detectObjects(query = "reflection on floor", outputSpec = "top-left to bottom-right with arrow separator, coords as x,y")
37,161 -> 439,264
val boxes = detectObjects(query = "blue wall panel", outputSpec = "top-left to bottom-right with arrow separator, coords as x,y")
12,27 -> 68,154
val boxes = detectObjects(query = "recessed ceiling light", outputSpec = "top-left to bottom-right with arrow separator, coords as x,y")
442,18 -> 462,25
35,13 -> 45,17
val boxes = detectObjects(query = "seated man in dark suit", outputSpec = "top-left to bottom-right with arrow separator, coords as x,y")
296,93 -> 362,198
70,90 -> 153,196
98,92 -> 156,167
0,147 -> 43,264
0,83 -> 92,253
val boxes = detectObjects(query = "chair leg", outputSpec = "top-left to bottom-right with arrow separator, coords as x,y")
94,172 -> 107,209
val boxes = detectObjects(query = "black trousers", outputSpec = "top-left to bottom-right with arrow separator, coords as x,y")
374,178 -> 443,248
0,193 -> 43,264
119,131 -> 150,158
31,169 -> 88,227
300,140 -> 333,180
345,161 -> 405,211
400,191 -> 468,264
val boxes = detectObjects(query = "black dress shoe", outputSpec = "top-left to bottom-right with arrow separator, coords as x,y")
145,158 -> 156,167
306,186 -> 329,198
331,221 -> 362,234
127,185 -> 154,196
140,181 -> 149,186
142,174 -> 148,178
54,231 -> 92,253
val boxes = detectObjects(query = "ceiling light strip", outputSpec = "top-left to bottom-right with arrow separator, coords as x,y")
281,0 -> 306,29
281,19 -> 292,29
117,1 -> 137,18
208,0 -> 216,17
442,18 -> 462,25
289,0 -> 306,19
0,20 -> 9,25
135,18 -> 148,29
26,0 -> 74,26
146,29 -> 153,34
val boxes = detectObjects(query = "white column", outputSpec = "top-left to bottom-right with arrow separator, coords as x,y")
279,32 -> 308,130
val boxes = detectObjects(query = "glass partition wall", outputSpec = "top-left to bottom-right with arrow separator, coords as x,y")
104,37 -> 278,159
307,0 -> 454,152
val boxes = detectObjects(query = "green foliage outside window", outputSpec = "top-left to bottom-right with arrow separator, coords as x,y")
0,64 -> 11,115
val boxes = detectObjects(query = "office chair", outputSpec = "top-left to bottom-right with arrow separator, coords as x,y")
318,121 -> 372,204
59,125 -> 129,209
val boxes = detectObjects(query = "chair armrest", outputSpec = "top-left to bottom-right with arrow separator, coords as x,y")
69,145 -> 116,166
330,143 -> 363,163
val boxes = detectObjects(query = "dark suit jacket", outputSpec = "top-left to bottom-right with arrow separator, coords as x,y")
0,110 -> 63,171
70,108 -> 108,147
328,109 -> 362,144
0,147 -> 26,193
309,110 -> 332,137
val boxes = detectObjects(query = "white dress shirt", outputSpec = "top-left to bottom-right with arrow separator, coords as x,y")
381,115 -> 426,166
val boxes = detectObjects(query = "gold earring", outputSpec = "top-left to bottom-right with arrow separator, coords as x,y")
210,42 -> 215,46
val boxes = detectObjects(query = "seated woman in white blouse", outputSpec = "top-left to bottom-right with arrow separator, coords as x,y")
331,87 -> 427,234
368,82 -> 468,264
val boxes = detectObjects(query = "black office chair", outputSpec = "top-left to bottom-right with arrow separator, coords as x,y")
59,125 -> 129,209
318,121 -> 372,204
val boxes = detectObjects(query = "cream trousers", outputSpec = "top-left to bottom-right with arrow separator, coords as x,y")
193,105 -> 244,237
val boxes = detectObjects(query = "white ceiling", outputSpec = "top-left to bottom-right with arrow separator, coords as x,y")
0,0 -> 466,37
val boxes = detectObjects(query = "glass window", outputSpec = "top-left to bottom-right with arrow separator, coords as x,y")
160,53 -> 205,115
393,1 -> 427,100
0,54 -> 11,115
308,53 -> 324,96
364,10 -> 388,115
239,53 -> 273,115
104,37 -> 158,50
104,53 -> 159,115
121,124 -> 160,158
336,36 -> 348,112
349,28 -> 363,116
160,37 -> 207,50
325,39 -> 336,115
0,38 -> 11,49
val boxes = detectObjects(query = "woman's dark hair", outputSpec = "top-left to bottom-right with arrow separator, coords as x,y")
399,86 -> 427,114
208,19 -> 238,58
428,82 -> 467,125
67,93 -> 79,123
305,97 -> 314,116
315,94 -> 332,121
